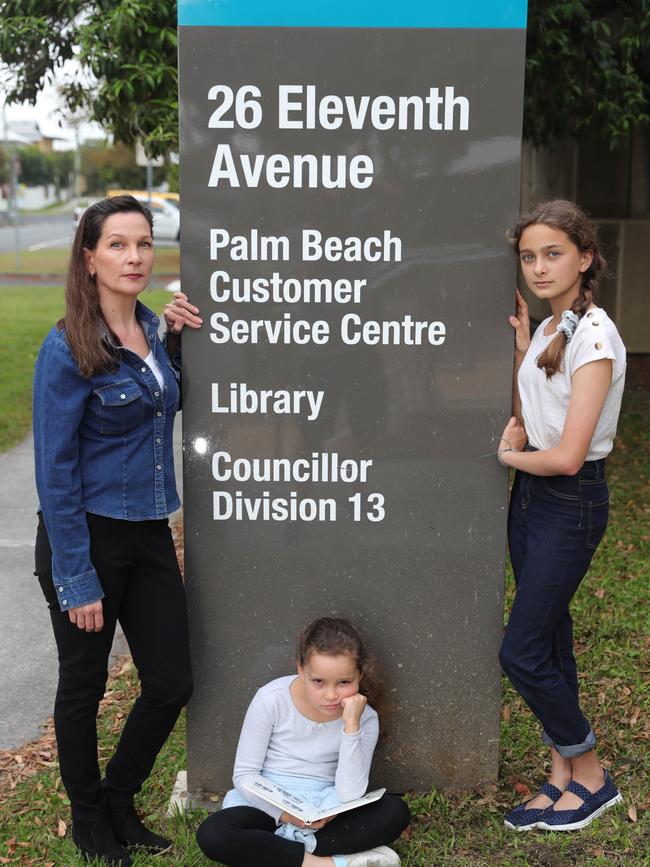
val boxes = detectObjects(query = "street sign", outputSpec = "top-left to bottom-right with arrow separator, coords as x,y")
178,0 -> 528,796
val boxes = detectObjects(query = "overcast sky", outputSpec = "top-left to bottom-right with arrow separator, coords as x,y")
1,59 -> 105,148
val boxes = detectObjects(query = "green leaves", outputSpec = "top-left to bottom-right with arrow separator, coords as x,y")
0,0 -> 648,157
0,0 -> 178,158
525,0 -> 650,147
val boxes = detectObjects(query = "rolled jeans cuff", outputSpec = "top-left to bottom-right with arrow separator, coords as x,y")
542,728 -> 597,757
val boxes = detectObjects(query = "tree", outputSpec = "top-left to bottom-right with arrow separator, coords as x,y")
0,147 -> 10,186
14,146 -> 75,190
80,140 -> 166,194
0,0 -> 177,159
0,1 -> 648,152
524,1 -> 650,146
16,145 -> 52,187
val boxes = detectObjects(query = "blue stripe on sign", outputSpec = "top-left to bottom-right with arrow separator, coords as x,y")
178,1 -> 528,29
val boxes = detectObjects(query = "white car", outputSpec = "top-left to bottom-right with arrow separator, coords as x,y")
136,196 -> 180,241
73,195 -> 180,241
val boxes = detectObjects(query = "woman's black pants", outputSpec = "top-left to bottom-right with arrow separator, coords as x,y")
35,512 -> 193,822
197,795 -> 411,867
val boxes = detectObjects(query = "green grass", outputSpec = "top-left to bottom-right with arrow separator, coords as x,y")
0,246 -> 179,275
0,286 -> 174,452
1,394 -> 647,865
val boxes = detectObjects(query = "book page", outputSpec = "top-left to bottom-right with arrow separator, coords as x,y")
242,775 -> 386,823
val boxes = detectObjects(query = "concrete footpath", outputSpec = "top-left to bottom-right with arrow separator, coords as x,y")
0,424 -> 183,751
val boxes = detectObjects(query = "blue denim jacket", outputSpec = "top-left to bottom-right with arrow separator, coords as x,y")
33,302 -> 180,612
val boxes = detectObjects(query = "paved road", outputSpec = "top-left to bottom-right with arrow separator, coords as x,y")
0,434 -> 57,749
0,423 -> 183,750
0,211 -> 179,257
0,213 -> 73,255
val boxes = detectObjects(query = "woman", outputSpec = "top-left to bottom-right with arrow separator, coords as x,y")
497,200 -> 626,832
33,195 -> 201,865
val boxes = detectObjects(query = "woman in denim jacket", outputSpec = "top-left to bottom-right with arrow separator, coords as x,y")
496,201 -> 625,833
33,195 -> 201,866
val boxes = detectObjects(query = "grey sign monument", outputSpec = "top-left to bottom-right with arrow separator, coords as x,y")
178,1 -> 528,796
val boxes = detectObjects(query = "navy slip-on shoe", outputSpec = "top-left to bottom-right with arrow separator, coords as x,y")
504,782 -> 563,831
536,771 -> 622,832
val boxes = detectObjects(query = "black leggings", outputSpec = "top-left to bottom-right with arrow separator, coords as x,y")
196,795 -> 411,867
35,512 -> 193,822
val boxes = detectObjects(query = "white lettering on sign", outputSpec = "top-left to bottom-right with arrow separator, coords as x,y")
302,230 -> 402,262
208,145 -> 374,189
212,383 -> 324,421
278,85 -> 469,131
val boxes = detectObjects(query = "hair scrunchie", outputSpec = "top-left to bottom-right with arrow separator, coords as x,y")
556,309 -> 580,343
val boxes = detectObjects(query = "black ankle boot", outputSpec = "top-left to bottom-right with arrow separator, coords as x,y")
72,819 -> 133,866
107,804 -> 172,855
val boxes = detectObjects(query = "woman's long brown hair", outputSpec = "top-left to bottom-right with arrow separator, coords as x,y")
58,195 -> 153,377
507,200 -> 606,378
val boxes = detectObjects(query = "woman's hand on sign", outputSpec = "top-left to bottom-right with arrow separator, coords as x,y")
500,416 -> 528,453
68,600 -> 104,632
509,288 -> 530,357
164,292 -> 202,334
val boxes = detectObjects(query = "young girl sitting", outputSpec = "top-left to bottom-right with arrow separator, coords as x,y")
196,617 -> 410,867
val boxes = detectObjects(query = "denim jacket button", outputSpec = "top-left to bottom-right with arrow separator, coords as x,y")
58,586 -> 63,592
62,600 -> 67,606
156,464 -> 161,470
154,391 -> 160,397
120,393 -> 126,400
141,366 -> 147,373
156,411 -> 162,417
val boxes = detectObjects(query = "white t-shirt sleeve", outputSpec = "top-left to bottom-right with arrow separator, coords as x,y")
567,315 -> 616,377
334,709 -> 379,802
232,688 -> 283,822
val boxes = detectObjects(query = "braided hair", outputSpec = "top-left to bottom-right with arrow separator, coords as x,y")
507,200 -> 606,378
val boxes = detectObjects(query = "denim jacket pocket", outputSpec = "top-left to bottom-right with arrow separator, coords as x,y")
94,379 -> 145,435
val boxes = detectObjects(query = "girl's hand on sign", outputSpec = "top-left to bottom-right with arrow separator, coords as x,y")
341,692 -> 367,733
500,416 -> 528,453
509,288 -> 530,357
164,291 -> 203,334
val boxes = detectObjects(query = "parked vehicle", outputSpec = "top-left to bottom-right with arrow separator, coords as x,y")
139,195 -> 180,241
75,192 -> 180,241
106,189 -> 179,204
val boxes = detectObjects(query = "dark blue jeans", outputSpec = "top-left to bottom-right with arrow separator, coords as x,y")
499,458 -> 609,757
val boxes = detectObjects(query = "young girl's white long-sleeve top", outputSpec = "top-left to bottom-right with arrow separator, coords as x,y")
231,675 -> 379,822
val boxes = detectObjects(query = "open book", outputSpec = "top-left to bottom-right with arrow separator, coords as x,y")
242,774 -> 386,824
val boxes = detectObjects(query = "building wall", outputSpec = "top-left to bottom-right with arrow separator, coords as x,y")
519,135 -> 650,353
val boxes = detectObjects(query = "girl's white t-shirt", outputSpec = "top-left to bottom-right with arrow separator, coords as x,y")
518,308 -> 626,460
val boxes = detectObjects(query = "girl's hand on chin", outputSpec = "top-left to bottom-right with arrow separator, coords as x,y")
341,693 -> 367,732
501,416 -> 528,453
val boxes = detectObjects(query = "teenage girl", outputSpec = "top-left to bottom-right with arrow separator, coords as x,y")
497,200 -> 626,831
196,617 -> 410,867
